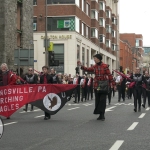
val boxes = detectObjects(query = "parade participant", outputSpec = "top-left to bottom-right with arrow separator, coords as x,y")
68,76 -> 73,84
63,75 -> 69,84
87,74 -> 93,100
142,71 -> 150,108
73,73 -> 82,103
50,68 -> 59,84
0,63 -> 17,119
23,68 -> 38,111
130,67 -> 147,112
78,54 -> 115,121
57,73 -> 63,84
115,73 -> 126,102
80,74 -> 88,102
40,66 -> 53,120
0,63 -> 17,86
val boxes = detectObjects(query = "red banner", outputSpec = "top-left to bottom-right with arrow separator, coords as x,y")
0,84 -> 77,117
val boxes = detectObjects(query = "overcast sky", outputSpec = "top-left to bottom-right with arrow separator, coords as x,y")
119,0 -> 150,46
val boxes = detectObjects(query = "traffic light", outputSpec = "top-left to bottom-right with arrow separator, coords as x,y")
48,51 -> 55,66
48,52 -> 59,66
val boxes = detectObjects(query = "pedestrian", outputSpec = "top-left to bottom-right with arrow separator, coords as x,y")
23,68 -> 38,111
40,66 -> 53,120
87,74 -> 93,100
78,54 -> 115,121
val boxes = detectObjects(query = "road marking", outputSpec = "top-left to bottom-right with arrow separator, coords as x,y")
67,103 -> 80,106
106,106 -> 116,112
127,122 -> 139,130
20,109 -> 41,113
109,140 -> 124,150
34,115 -> 44,118
68,107 -> 80,110
115,103 -> 134,106
4,122 -> 17,126
139,113 -> 146,118
83,103 -> 93,106
146,107 -> 150,111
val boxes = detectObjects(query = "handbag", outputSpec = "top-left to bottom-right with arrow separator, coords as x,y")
97,80 -> 109,94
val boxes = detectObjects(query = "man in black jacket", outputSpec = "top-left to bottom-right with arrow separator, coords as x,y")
40,66 -> 53,120
23,68 -> 38,111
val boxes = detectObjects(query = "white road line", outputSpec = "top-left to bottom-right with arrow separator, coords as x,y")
68,107 -> 80,110
106,106 -> 116,112
34,115 -> 44,118
109,140 -> 124,150
20,109 -> 41,113
139,113 -> 146,118
127,122 -> 139,130
83,103 -> 93,106
4,122 -> 17,126
146,107 -> 150,111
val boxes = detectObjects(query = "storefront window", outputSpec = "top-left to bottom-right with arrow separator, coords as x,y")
77,45 -> 80,60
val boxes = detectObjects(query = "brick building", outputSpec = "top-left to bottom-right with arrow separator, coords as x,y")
0,0 -> 33,74
33,0 -> 119,74
120,33 -> 143,73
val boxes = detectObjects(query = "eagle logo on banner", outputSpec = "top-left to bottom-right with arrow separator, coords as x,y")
43,93 -> 61,111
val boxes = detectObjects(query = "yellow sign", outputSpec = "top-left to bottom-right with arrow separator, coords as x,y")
48,42 -> 53,51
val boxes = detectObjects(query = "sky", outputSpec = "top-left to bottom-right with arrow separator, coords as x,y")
119,0 -> 150,46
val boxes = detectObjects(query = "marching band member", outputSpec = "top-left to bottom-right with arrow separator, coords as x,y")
130,67 -> 147,112
115,73 -> 126,102
142,71 -> 150,108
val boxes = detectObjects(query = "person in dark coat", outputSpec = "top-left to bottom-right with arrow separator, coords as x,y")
78,54 -> 115,121
40,66 -> 53,120
23,68 -> 38,111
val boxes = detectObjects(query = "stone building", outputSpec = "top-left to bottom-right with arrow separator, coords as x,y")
0,0 -> 33,75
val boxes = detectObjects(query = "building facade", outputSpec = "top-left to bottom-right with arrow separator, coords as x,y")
0,0 -> 33,75
120,33 -> 144,73
120,40 -> 133,72
33,0 -> 119,75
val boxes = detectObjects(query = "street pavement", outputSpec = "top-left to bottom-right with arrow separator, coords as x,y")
1,92 -> 150,150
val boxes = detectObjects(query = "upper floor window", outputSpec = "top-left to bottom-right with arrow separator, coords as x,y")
106,10 -> 111,18
91,28 -> 98,38
91,10 -> 98,20
112,17 -> 117,25
106,25 -> 111,33
33,17 -> 37,31
112,30 -> 116,37
47,0 -> 75,4
112,44 -> 116,51
86,3 -> 90,16
99,2 -> 105,11
33,0 -> 37,5
136,39 -> 140,47
106,39 -> 111,48
99,35 -> 105,43
99,18 -> 105,27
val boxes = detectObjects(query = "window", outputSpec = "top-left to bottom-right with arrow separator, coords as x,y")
86,3 -> 90,16
82,0 -> 85,12
112,17 -> 117,25
47,17 -> 75,31
99,35 -> 105,43
112,30 -> 116,37
91,28 -> 98,38
106,10 -> 111,18
99,18 -> 105,27
82,23 -> 85,36
106,40 -> 111,47
33,17 -> 37,31
99,2 -> 105,11
136,39 -> 140,47
77,45 -> 80,60
106,25 -> 111,33
112,44 -> 116,50
91,10 -> 98,20
33,0 -> 37,5
47,0 -> 75,4
86,26 -> 89,38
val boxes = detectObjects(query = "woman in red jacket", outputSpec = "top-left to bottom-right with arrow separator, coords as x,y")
78,54 -> 115,121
